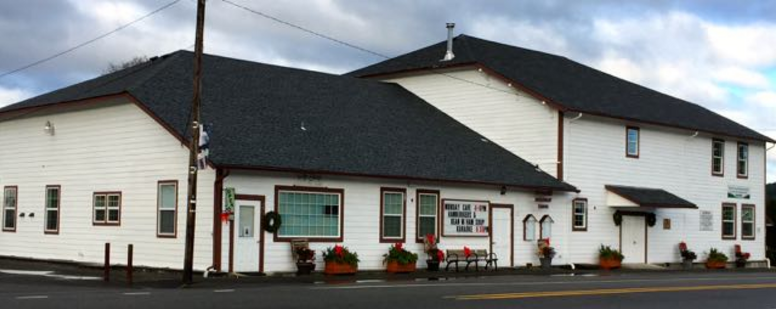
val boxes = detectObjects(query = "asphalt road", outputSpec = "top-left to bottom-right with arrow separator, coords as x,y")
3,271 -> 776,308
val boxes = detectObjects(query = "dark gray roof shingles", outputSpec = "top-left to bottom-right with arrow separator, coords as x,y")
349,35 -> 773,143
0,51 -> 576,191
605,185 -> 697,209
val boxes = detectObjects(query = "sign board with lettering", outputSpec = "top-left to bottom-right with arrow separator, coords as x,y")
727,185 -> 750,199
442,199 -> 489,237
699,210 -> 713,231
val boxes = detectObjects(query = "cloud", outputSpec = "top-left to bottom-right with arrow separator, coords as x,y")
0,86 -> 32,106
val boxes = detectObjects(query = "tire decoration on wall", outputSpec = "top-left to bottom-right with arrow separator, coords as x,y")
263,211 -> 282,233
613,211 -> 622,226
646,213 -> 657,227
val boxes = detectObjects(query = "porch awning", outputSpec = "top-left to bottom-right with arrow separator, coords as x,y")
605,185 -> 697,209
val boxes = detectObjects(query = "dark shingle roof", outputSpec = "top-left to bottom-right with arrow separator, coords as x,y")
0,51 -> 576,191
605,185 -> 697,209
349,35 -> 773,143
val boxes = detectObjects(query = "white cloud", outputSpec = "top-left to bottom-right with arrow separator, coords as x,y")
712,67 -> 771,89
0,86 -> 31,107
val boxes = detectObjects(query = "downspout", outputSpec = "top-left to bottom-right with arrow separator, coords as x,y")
211,168 -> 230,273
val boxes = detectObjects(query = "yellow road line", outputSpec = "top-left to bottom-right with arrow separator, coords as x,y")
453,283 -> 776,300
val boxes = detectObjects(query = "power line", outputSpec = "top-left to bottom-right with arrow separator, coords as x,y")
219,0 -> 535,100
0,0 -> 183,80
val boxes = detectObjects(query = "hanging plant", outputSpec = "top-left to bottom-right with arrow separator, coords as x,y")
263,211 -> 282,233
646,213 -> 657,227
613,212 -> 622,226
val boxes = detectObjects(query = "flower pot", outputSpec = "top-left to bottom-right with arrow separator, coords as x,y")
296,262 -> 316,275
735,260 -> 747,268
540,257 -> 552,270
682,259 -> 694,270
705,261 -> 726,269
426,260 -> 440,272
599,257 -> 622,270
386,261 -> 416,274
324,262 -> 357,275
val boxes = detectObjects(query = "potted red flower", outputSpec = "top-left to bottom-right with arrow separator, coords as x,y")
734,245 -> 749,268
383,243 -> 418,273
322,245 -> 359,275
423,234 -> 444,271
295,247 -> 316,275
705,248 -> 728,269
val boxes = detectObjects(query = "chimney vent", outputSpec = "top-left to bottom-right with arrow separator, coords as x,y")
441,23 -> 455,61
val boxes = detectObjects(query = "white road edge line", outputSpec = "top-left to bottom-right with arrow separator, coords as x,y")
16,295 -> 49,299
214,289 -> 235,293
123,292 -> 151,296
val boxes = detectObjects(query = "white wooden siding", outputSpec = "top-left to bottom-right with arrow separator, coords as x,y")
0,99 -> 215,270
224,171 -> 575,273
563,115 -> 766,264
383,68 -> 560,177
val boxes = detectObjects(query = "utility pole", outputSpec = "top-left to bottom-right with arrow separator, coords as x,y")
183,0 -> 206,285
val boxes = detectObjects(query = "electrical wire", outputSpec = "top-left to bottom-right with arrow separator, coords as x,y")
0,0 -> 183,80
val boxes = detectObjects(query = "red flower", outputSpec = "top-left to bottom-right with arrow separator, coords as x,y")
426,234 -> 435,245
436,250 -> 445,261
395,242 -> 403,252
464,246 -> 472,258
545,238 -> 551,246
679,242 -> 687,251
334,245 -> 344,258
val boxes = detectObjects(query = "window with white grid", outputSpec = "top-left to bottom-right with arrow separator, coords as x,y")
277,190 -> 341,238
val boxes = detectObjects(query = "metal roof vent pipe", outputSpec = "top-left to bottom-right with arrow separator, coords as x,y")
441,23 -> 456,61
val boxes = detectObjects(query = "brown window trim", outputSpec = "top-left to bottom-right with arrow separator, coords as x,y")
626,126 -> 640,158
92,192 -> 122,226
711,139 -> 725,177
3,186 -> 18,232
44,185 -> 61,235
741,204 -> 756,240
721,203 -> 736,240
273,185 -> 345,243
379,187 -> 406,243
415,189 -> 440,243
572,198 -> 588,232
156,180 -> 178,238
737,142 -> 748,179
539,215 -> 554,239
522,214 -> 537,241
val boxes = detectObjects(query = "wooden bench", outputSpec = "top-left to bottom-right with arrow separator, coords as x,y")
445,249 -> 498,271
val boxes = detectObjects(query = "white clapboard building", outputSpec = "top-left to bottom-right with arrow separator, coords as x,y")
350,30 -> 774,265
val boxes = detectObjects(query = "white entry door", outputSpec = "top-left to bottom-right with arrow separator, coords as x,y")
490,207 -> 513,267
235,201 -> 262,272
621,215 -> 646,264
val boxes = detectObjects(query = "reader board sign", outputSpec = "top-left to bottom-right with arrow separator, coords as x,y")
442,199 -> 489,236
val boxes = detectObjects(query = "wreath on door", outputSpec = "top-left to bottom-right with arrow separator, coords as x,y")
613,212 -> 623,226
263,211 -> 282,233
646,213 -> 657,227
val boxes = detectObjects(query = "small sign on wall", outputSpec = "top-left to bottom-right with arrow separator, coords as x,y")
727,185 -> 750,199
442,199 -> 489,237
699,210 -> 713,231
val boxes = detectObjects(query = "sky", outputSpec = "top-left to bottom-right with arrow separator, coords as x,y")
0,0 -> 774,182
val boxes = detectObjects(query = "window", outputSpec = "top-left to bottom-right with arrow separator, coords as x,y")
572,198 -> 587,231
523,215 -> 537,241
44,186 -> 60,234
157,181 -> 178,237
3,186 -> 17,232
737,142 -> 748,178
238,205 -> 255,237
712,139 -> 725,176
741,204 -> 755,240
380,188 -> 405,242
626,126 -> 640,158
722,203 -> 736,239
540,215 -> 554,240
93,192 -> 121,225
416,190 -> 439,241
276,186 -> 344,240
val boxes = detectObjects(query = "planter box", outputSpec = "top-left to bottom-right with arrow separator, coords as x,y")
599,258 -> 622,270
386,261 -> 416,273
324,262 -> 358,275
705,261 -> 727,269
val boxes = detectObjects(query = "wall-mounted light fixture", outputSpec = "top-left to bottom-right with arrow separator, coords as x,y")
44,121 -> 55,136
19,212 -> 25,218
500,186 -> 507,195
28,212 -> 35,218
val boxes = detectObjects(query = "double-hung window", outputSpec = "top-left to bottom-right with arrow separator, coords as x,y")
572,199 -> 587,231
712,139 -> 725,176
540,215 -> 554,239
157,181 -> 178,237
380,188 -> 405,242
722,203 -> 736,239
523,215 -> 537,241
44,186 -> 60,234
741,204 -> 755,240
3,186 -> 17,232
93,192 -> 121,225
276,187 -> 343,240
737,142 -> 748,178
416,190 -> 439,241
626,126 -> 640,158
